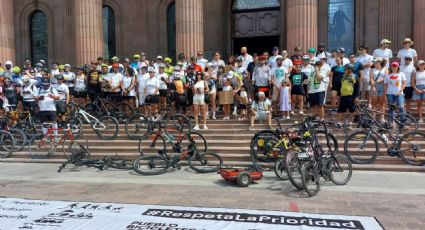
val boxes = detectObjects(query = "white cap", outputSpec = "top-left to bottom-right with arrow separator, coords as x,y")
258,91 -> 265,97
417,60 -> 425,65
5,61 -> 12,66
157,56 -> 163,60
22,76 -> 30,82
317,53 -> 327,59
64,64 -> 71,68
276,55 -> 284,60
173,66 -> 181,71
226,71 -> 234,78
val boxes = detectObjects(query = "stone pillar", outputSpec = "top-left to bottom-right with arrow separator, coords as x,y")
379,0 -> 399,53
175,0 -> 203,58
0,0 -> 15,63
74,0 -> 103,65
414,0 -> 425,59
286,0 -> 318,55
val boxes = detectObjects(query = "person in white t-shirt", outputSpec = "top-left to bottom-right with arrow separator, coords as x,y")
136,66 -> 149,115
397,38 -> 418,67
384,62 -> 406,120
308,61 -> 327,120
270,56 -> 288,112
400,54 -> 416,113
34,78 -> 60,135
238,47 -> 253,69
280,50 -> 293,73
338,48 -> 350,65
356,45 -> 373,101
412,60 -> 425,122
107,63 -> 123,102
55,74 -> 70,128
373,39 -> 393,68
318,53 -> 331,104
327,49 -> 338,67
157,63 -> 169,112
144,66 -> 160,116
268,46 -> 280,68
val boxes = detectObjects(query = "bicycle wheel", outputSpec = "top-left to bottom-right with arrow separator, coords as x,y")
188,152 -> 223,173
113,102 -> 134,122
285,150 -> 304,190
344,130 -> 379,164
8,128 -> 27,151
133,155 -> 170,175
0,130 -> 15,158
315,130 -> 338,154
180,132 -> 207,153
125,113 -> 148,140
67,117 -> 83,139
393,113 -> 418,134
165,114 -> 192,134
250,130 -> 282,163
328,155 -> 353,185
28,134 -> 53,159
138,133 -> 166,156
66,141 -> 91,159
94,116 -> 119,140
274,157 -> 289,180
398,131 -> 425,166
301,161 -> 320,197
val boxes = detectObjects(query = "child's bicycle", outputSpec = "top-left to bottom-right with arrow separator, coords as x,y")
28,123 -> 78,159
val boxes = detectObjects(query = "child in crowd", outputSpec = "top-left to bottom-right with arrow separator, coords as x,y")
222,78 -> 232,120
279,79 -> 292,119
238,85 -> 248,120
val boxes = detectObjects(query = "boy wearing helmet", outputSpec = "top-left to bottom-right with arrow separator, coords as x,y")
55,74 -> 70,127
34,78 -> 60,135
21,76 -> 37,115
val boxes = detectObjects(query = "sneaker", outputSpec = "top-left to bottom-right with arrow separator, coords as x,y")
281,116 -> 286,120
193,125 -> 200,130
286,116 -> 291,120
232,111 -> 237,117
212,115 -> 216,120
419,119 -> 424,123
299,111 -> 304,115
290,111 -> 295,115
248,125 -> 254,130
203,125 -> 208,130
223,117 -> 227,120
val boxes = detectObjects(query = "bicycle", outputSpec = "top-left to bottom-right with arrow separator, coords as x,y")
1,105 -> 28,151
67,102 -> 119,140
133,148 -> 223,175
125,96 -> 191,140
5,106 -> 37,138
28,123 -> 77,159
103,154 -> 134,170
85,95 -> 134,122
344,116 -> 425,166
299,120 -> 353,197
137,114 -> 206,156
58,141 -> 105,172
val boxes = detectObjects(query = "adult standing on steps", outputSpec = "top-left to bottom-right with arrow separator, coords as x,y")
192,71 -> 209,130
412,60 -> 425,123
238,47 -> 253,69
373,39 -> 393,68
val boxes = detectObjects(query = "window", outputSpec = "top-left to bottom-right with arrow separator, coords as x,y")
328,0 -> 355,53
103,6 -> 116,60
233,0 -> 280,11
30,11 -> 48,63
167,3 -> 176,59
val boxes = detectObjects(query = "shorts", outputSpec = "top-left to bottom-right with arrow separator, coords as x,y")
68,87 -> 74,95
331,83 -> 341,96
145,95 -> 159,104
38,111 -> 57,123
6,97 -> 18,107
255,111 -> 270,121
338,96 -> 356,113
55,100 -> 67,115
403,86 -> 414,100
23,101 -> 37,113
308,91 -> 325,107
187,90 -> 194,106
193,94 -> 205,105
159,89 -> 168,97
290,86 -> 305,96
370,85 -> 385,97
361,78 -> 370,92
210,87 -> 217,95
413,84 -> 425,100
174,93 -> 187,108
74,91 -> 87,98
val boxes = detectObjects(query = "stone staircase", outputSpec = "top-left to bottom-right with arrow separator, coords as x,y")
2,117 -> 425,172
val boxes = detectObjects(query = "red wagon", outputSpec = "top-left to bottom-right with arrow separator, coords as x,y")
218,167 -> 263,187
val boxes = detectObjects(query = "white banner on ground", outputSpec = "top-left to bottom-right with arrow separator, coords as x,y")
0,197 -> 383,230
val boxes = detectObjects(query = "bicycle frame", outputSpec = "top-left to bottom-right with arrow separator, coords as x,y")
44,126 -> 75,146
77,108 -> 107,130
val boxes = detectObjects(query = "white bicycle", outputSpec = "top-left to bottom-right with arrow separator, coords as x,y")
67,102 -> 119,140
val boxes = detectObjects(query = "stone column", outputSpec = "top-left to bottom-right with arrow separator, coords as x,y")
286,0 -> 318,55
414,0 -> 425,59
175,0 -> 203,58
74,0 -> 103,65
0,0 -> 15,63
379,0 -> 400,53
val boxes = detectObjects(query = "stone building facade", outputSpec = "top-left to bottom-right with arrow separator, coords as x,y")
0,0 -> 424,66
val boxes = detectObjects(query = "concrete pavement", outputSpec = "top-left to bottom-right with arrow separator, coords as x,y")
1,162 -> 425,229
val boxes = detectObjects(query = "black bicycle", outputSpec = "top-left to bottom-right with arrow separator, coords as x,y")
57,141 -> 105,172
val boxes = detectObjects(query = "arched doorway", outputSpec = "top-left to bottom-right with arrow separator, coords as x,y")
232,0 -> 280,55
30,10 -> 48,63
103,6 -> 116,60
167,2 -> 176,60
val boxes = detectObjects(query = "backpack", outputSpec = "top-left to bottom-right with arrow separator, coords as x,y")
340,75 -> 356,96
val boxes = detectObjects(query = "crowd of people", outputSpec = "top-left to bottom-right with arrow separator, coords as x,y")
0,37 -> 424,132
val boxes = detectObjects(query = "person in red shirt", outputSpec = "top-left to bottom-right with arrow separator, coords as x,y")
189,56 -> 203,72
